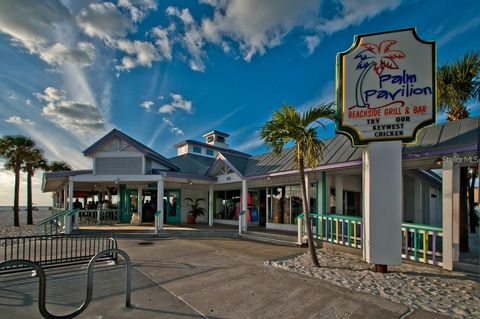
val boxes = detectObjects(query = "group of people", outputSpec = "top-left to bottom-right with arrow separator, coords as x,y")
73,199 -> 114,210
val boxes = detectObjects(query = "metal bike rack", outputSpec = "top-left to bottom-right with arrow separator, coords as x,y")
0,247 -> 132,319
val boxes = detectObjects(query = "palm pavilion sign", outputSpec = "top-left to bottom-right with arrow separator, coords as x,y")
336,28 -> 435,146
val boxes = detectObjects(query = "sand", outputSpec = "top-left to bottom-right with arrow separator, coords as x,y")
0,209 -> 51,238
266,248 -> 479,319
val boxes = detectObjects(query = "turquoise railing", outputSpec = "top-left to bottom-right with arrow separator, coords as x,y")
37,209 -> 78,235
296,213 -> 443,266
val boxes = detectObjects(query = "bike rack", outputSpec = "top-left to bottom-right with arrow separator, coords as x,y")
0,247 -> 132,319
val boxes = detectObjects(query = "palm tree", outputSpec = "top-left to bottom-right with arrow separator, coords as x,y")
260,104 -> 336,267
48,160 -> 72,172
438,52 -> 480,247
23,148 -> 47,225
438,52 -> 479,120
0,136 -> 35,226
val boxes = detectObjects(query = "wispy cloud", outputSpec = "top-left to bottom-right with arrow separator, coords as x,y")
140,100 -> 154,112
158,93 -> 193,114
5,116 -> 35,125
437,15 -> 480,47
162,117 -> 184,136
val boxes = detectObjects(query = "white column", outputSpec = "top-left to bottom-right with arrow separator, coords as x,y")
208,185 -> 214,226
305,174 -> 310,212
137,186 -> 143,223
414,178 -> 423,223
266,187 -> 270,222
335,175 -> 344,215
155,177 -> 164,234
63,184 -> 67,208
65,180 -> 74,234
363,141 -> 402,266
240,179 -> 248,234
442,160 -> 460,270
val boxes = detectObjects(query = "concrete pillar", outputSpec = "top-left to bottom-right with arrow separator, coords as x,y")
318,172 -> 327,215
363,141 -> 402,266
305,174 -> 310,212
208,185 -> 214,226
64,180 -> 74,234
63,184 -> 67,209
414,178 -> 423,224
155,177 -> 164,234
442,160 -> 461,270
138,186 -> 143,223
325,174 -> 331,214
240,179 -> 248,234
335,175 -> 344,215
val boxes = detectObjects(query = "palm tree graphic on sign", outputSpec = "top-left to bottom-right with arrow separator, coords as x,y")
353,40 -> 406,108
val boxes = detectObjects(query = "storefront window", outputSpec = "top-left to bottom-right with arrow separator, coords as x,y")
214,190 -> 241,220
267,183 -> 317,225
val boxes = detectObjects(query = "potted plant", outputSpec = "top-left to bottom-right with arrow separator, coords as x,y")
184,198 -> 206,224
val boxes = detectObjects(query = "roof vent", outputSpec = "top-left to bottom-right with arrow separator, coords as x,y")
202,130 -> 229,148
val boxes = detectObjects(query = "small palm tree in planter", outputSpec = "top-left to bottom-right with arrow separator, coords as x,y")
184,198 -> 206,224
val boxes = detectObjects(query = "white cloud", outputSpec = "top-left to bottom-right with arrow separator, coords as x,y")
166,6 -> 207,71
199,0 -> 321,61
26,99 -> 32,105
77,2 -> 133,42
304,35 -> 320,56
117,0 -> 158,22
0,0 -> 96,67
315,0 -> 401,34
151,26 -> 173,60
5,116 -> 35,125
140,100 -> 154,112
35,86 -> 106,136
158,93 -> 192,114
158,104 -> 175,114
162,117 -> 184,136
39,41 -> 96,66
114,39 -> 161,71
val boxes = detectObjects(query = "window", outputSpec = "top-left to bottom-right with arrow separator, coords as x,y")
214,190 -> 241,220
207,136 -> 214,143
193,146 -> 201,154
216,136 -> 225,143
206,149 -> 214,156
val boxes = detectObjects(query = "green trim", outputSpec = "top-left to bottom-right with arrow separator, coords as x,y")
402,222 -> 442,232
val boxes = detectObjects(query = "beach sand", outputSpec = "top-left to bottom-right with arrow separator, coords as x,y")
0,209 -> 51,238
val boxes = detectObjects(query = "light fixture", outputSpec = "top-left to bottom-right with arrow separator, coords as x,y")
267,177 -> 271,180
434,158 -> 443,167
115,178 -> 120,185
188,179 -> 193,185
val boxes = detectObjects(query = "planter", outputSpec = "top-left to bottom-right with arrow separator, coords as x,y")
187,214 -> 196,224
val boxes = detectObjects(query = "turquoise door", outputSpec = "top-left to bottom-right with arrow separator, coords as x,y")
165,190 -> 181,223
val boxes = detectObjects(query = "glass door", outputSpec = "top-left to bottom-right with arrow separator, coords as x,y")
165,190 -> 181,223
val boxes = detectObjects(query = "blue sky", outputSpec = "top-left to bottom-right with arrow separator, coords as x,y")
0,0 -> 479,205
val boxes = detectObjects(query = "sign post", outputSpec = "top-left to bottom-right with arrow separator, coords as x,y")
336,28 -> 435,272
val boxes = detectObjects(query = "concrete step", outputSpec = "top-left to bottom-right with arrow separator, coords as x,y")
244,230 -> 297,242
240,231 -> 299,246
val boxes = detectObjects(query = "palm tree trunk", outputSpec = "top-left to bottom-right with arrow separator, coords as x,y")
27,171 -> 33,225
13,162 -> 20,227
298,152 -> 320,267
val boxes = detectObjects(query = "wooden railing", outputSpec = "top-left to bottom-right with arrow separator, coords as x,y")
297,213 -> 443,266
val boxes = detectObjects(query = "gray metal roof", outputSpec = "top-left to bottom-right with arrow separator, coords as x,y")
168,153 -> 215,176
242,117 -> 479,177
